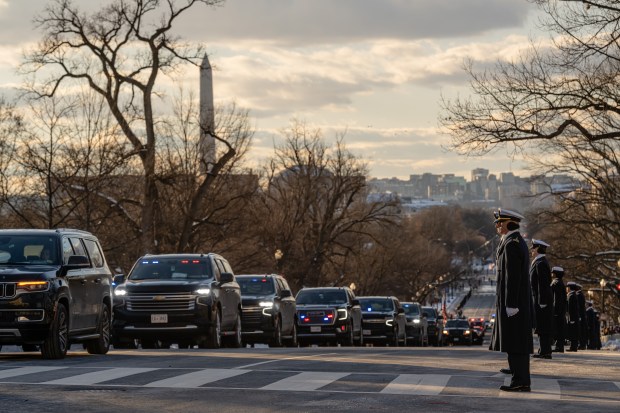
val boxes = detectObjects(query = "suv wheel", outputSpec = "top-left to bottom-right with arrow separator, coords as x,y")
339,321 -> 354,347
225,313 -> 242,348
41,303 -> 69,359
269,317 -> 283,348
202,309 -> 222,349
86,304 -> 111,355
285,323 -> 298,347
355,327 -> 364,347
391,327 -> 400,347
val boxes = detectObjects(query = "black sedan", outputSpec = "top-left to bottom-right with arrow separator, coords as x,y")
442,319 -> 474,345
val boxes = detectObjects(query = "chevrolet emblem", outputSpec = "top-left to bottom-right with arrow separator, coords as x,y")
153,295 -> 166,301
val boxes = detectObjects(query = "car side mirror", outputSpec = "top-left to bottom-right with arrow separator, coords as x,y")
351,299 -> 360,306
113,274 -> 126,286
422,312 -> 428,318
397,308 -> 405,314
220,272 -> 234,284
280,289 -> 292,298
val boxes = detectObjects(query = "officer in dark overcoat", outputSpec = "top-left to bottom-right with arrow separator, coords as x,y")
490,208 -> 533,392
550,267 -> 566,353
576,284 -> 588,350
566,282 -> 580,351
529,239 -> 553,359
585,301 -> 600,350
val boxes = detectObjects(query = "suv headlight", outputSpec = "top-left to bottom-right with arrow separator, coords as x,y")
114,288 -> 127,297
16,281 -> 49,292
413,318 -> 420,324
260,301 -> 274,316
195,288 -> 211,296
337,309 -> 348,320
385,318 -> 394,326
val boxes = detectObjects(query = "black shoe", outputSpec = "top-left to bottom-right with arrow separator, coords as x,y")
566,348 -> 578,352
552,348 -> 564,353
533,354 -> 552,359
500,368 -> 512,374
500,384 -> 531,392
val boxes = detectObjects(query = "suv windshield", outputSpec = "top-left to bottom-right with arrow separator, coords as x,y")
422,307 -> 437,318
0,235 -> 60,265
359,298 -> 394,312
446,320 -> 470,329
402,304 -> 420,316
129,257 -> 212,280
238,277 -> 275,296
296,289 -> 347,305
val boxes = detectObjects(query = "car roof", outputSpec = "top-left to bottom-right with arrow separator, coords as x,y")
298,287 -> 348,291
358,296 -> 397,300
236,274 -> 279,278
0,228 -> 94,236
140,253 -> 215,259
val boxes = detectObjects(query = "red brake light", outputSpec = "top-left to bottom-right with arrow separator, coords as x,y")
181,260 -> 189,264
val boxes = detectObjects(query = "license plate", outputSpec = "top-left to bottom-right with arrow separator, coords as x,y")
454,337 -> 459,342
310,326 -> 321,333
151,314 -> 168,323
363,329 -> 371,335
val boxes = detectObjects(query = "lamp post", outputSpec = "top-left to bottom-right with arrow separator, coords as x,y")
600,278 -> 605,315
274,249 -> 283,273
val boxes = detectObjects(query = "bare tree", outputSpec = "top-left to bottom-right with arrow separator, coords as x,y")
439,0 -> 620,288
254,120 -> 399,291
21,0 -> 225,252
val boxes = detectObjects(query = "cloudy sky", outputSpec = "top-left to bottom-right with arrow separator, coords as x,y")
0,0 -> 540,179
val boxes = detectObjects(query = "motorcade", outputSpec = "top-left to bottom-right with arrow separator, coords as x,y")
358,296 -> 407,346
468,317 -> 486,345
236,274 -> 297,347
422,306 -> 444,346
0,229 -> 113,359
401,301 -> 428,346
295,286 -> 363,346
112,253 -> 242,349
442,318 -> 474,345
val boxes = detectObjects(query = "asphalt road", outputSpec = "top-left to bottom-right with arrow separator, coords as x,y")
0,343 -> 618,413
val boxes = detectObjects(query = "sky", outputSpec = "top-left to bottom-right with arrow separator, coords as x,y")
0,0 -> 541,179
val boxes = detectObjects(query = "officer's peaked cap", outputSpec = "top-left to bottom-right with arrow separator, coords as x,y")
493,208 -> 524,224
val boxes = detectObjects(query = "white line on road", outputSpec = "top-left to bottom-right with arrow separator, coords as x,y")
236,353 -> 338,369
43,367 -> 158,385
261,371 -> 349,391
0,366 -> 65,379
380,374 -> 450,395
144,368 -> 249,388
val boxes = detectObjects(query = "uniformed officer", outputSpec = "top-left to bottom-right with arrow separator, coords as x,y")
490,208 -> 533,392
576,284 -> 588,350
585,301 -> 600,350
566,282 -> 580,352
530,239 -> 553,359
550,267 -> 566,353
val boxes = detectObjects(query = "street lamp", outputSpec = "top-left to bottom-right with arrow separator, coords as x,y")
600,278 -> 605,314
274,249 -> 283,273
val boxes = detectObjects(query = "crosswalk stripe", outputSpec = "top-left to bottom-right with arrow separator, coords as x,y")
380,374 -> 450,395
144,368 -> 250,388
0,366 -> 65,379
42,368 -> 158,385
261,372 -> 349,391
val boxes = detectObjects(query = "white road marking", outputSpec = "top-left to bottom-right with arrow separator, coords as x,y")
261,371 -> 348,391
381,374 -> 450,395
43,367 -> 158,385
144,368 -> 249,388
0,366 -> 65,379
236,353 -> 338,369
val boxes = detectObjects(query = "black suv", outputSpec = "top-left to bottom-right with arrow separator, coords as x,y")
112,253 -> 242,349
237,274 -> 297,347
358,296 -> 407,346
422,306 -> 444,346
295,287 -> 363,346
0,229 -> 113,359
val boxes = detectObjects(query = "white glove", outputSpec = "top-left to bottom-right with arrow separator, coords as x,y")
506,307 -> 519,317
539,304 -> 547,309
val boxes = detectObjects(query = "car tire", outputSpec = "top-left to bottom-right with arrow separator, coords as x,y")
86,304 -> 111,355
392,327 -> 400,347
285,323 -> 298,347
225,313 -> 243,348
202,309 -> 222,349
269,317 -> 283,348
41,303 -> 69,360
339,321 -> 354,347
355,328 -> 364,347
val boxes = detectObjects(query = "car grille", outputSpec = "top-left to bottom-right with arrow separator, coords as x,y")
126,292 -> 195,312
297,309 -> 336,325
0,283 -> 16,298
242,308 -> 263,324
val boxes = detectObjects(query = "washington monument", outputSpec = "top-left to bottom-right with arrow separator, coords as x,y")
199,53 -> 215,172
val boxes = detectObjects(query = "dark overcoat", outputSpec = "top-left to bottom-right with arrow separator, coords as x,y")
530,255 -> 553,334
576,290 -> 588,345
550,278 -> 566,339
490,231 -> 533,354
566,290 -> 580,341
